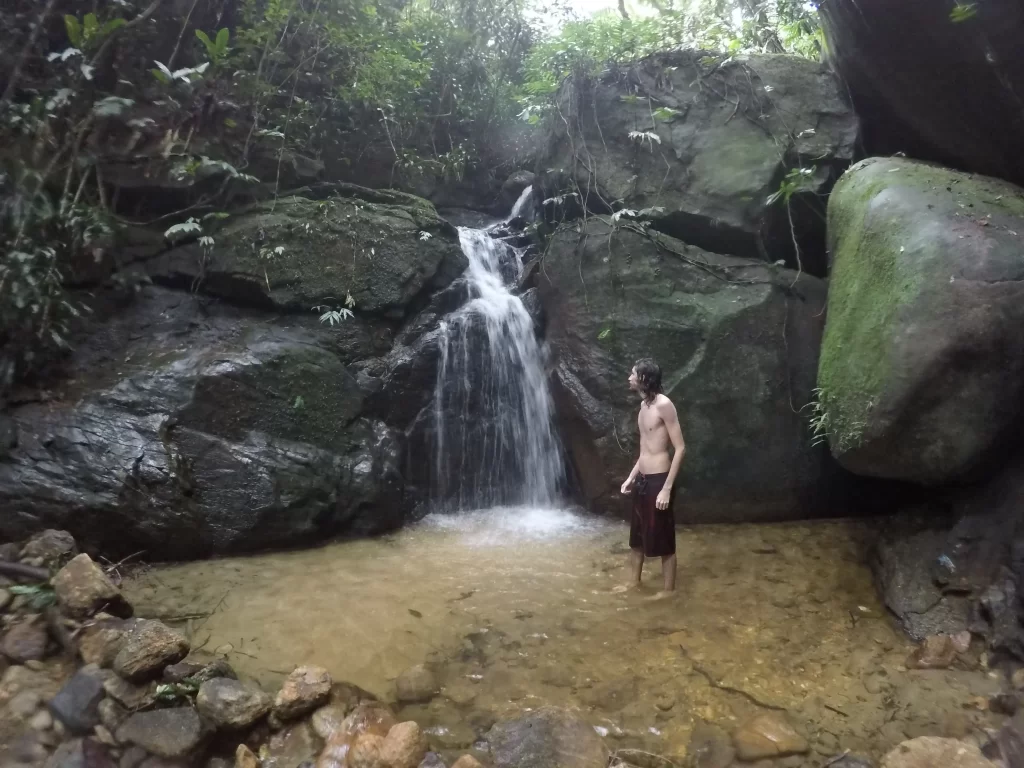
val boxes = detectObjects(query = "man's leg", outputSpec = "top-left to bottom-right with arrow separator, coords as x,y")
661,554 -> 677,592
630,548 -> 645,585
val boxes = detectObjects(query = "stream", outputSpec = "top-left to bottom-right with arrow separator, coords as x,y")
123,509 -> 1001,763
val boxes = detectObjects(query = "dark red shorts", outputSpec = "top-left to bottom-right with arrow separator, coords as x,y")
629,472 -> 675,557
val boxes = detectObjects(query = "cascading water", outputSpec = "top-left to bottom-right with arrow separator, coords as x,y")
431,220 -> 563,510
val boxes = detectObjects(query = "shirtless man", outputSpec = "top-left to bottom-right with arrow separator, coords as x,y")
619,358 -> 686,596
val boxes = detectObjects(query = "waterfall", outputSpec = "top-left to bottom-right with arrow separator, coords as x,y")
509,186 -> 534,221
431,224 -> 563,510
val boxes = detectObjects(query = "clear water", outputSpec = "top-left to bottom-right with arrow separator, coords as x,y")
124,512 -> 1001,763
430,227 -> 563,509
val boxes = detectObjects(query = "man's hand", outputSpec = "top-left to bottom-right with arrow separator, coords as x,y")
620,478 -> 633,495
656,487 -> 671,510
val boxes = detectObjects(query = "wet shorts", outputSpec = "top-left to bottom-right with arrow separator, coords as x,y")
629,472 -> 676,557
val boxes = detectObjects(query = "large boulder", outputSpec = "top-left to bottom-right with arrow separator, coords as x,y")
145,191 -> 466,317
817,157 -> 1024,484
821,0 -> 1024,188
0,288 -> 405,559
540,50 -> 859,275
538,218 -> 836,522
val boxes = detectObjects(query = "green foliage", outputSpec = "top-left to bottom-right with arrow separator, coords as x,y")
8,584 -> 57,610
950,3 -> 978,22
767,166 -> 817,206
64,13 -> 126,50
196,28 -> 231,65
154,680 -> 200,705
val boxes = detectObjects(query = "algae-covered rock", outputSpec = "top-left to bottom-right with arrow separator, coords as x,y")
540,50 -> 859,274
539,218 -> 835,522
818,157 -> 1024,483
148,194 -> 466,316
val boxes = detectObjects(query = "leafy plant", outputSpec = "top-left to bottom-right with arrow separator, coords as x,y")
313,294 -> 357,326
950,3 -> 977,22
766,166 -> 816,206
195,28 -> 231,65
9,584 -> 57,610
64,13 -> 126,50
154,680 -> 200,705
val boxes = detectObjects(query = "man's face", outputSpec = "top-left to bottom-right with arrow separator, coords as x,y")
628,367 -> 639,391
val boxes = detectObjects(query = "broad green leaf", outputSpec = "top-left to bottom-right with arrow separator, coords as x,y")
195,29 -> 214,50
100,18 -> 126,36
83,13 -> 99,39
215,27 -> 230,52
64,15 -> 82,46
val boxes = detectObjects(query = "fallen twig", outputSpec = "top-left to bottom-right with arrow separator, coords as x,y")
678,644 -> 786,711
0,562 -> 50,582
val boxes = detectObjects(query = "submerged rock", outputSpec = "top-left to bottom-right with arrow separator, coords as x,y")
487,707 -> 608,768
731,712 -> 808,761
395,664 -> 438,704
879,736 -> 995,768
275,666 -> 332,721
818,158 -> 1024,484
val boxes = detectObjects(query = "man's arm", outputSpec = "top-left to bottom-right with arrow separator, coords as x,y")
656,399 -> 685,509
621,459 -> 641,494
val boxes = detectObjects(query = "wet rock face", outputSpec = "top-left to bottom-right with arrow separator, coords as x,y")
539,50 -> 859,276
539,219 -> 844,523
0,289 -> 407,559
0,186 -> 472,558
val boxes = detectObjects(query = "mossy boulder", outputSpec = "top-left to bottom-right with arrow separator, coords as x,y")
148,194 -> 466,316
0,289 -> 404,559
818,157 -> 1024,483
539,50 -> 859,275
539,218 -> 836,522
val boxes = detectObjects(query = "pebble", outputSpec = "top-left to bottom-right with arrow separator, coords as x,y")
8,690 -> 43,718
30,709 -> 54,731
95,724 -> 118,746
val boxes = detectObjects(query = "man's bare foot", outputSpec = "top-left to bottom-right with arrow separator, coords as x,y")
610,583 -> 642,594
644,590 -> 675,602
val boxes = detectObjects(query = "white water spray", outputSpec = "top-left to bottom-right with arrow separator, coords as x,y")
431,223 -> 563,509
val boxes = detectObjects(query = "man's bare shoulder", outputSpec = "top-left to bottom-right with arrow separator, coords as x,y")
654,394 -> 679,420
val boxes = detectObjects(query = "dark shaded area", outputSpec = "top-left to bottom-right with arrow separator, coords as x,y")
821,0 -> 1024,187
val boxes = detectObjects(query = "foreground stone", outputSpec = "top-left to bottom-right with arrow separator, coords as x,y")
2,617 -> 48,663
113,620 -> 189,682
316,703 -> 398,768
48,666 -> 107,734
54,554 -> 133,619
487,707 -> 608,768
906,633 -> 970,670
20,530 -> 77,563
732,712 -> 809,761
197,678 -> 273,729
78,618 -> 128,667
540,219 -> 840,522
381,722 -> 428,768
395,664 -> 438,704
879,736 -> 996,768
818,157 -> 1024,484
275,666 -> 333,721
116,707 -> 207,758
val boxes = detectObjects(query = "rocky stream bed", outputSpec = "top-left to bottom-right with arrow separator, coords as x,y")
3,526 -> 1024,768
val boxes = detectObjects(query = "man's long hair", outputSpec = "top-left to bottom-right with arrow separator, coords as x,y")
634,358 -> 662,405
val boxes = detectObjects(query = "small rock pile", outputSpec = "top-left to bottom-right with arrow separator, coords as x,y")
0,531 -> 484,768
